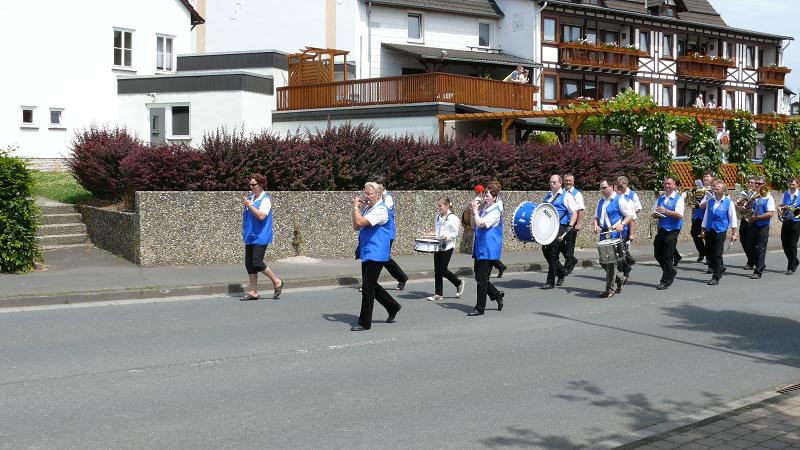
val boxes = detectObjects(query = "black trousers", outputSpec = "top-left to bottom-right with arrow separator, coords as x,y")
560,227 -> 579,270
492,260 -> 507,271
654,228 -> 679,285
747,224 -> 770,275
244,244 -> 268,274
690,218 -> 705,259
601,261 -> 625,293
542,224 -> 569,284
704,230 -> 727,280
474,259 -> 502,312
358,260 -> 401,329
781,220 -> 800,272
433,248 -> 461,295
384,240 -> 408,283
740,219 -> 754,266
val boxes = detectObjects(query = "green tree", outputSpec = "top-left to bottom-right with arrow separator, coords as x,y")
687,120 -> 722,178
726,113 -> 757,179
641,112 -> 674,188
605,88 -> 657,149
0,148 -> 40,272
763,123 -> 792,186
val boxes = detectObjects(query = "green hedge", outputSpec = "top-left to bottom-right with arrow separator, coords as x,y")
0,150 -> 40,272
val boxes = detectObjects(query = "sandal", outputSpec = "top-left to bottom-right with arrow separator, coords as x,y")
239,293 -> 260,301
273,281 -> 283,299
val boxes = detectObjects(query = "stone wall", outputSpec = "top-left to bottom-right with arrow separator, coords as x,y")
79,190 -> 786,266
25,158 -> 69,172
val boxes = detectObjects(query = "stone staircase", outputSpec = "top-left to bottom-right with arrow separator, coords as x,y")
36,198 -> 92,250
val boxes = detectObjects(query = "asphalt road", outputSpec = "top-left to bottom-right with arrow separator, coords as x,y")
2,251 -> 800,449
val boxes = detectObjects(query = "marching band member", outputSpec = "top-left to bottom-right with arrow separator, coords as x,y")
373,176 -> 409,290
241,173 -> 283,301
691,172 -> 715,264
468,185 -> 507,277
351,182 -> 402,331
561,174 -> 586,274
427,196 -> 464,301
594,179 -> 635,298
492,192 -> 509,278
617,176 -> 642,266
701,180 -> 737,285
541,175 -> 579,289
746,176 -> 775,279
739,176 -> 758,270
652,177 -> 685,290
613,182 -> 636,281
468,181 -> 504,316
780,177 -> 800,275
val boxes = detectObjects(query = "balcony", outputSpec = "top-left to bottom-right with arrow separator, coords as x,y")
676,55 -> 735,83
276,72 -> 538,111
558,42 -> 647,74
758,66 -> 791,87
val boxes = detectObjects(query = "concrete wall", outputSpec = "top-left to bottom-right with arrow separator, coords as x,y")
76,190 -> 787,267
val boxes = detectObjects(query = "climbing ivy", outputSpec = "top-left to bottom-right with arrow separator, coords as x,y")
641,112 -> 674,188
726,113 -> 757,180
687,120 -> 722,178
763,123 -> 792,186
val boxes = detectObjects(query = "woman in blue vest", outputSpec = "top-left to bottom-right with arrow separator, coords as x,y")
701,180 -> 738,285
593,179 -> 635,298
468,180 -> 504,316
541,174 -> 579,289
651,177 -> 685,290
241,173 -> 283,301
779,177 -> 800,275
351,181 -> 402,331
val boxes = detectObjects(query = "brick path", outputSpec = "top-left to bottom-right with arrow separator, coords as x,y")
622,392 -> 800,449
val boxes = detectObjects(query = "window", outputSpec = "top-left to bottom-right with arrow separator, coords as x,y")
407,13 -> 422,41
157,35 -> 173,71
677,40 -> 686,57
49,109 -> 63,126
639,30 -> 650,53
725,42 -> 735,60
746,46 -> 755,68
582,80 -> 596,99
543,76 -> 557,101
21,107 -> 34,125
601,82 -> 616,100
662,34 -> 673,58
171,106 -> 190,136
638,83 -> 650,98
561,25 -> 581,43
662,86 -> 672,106
478,22 -> 490,47
726,91 -> 735,109
586,28 -> 597,44
561,79 -> 579,100
113,29 -> 133,67
745,93 -> 754,113
603,30 -> 618,45
543,18 -> 556,42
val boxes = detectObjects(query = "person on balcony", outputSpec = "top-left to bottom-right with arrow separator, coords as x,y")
503,66 -> 523,82
694,93 -> 705,108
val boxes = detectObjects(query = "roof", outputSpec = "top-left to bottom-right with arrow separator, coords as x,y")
178,0 -> 205,26
382,43 -> 534,66
367,0 -> 503,18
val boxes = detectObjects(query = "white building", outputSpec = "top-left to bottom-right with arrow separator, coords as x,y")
0,0 -> 203,160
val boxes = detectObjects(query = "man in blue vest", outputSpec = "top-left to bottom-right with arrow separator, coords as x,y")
779,177 -> 800,275
617,176 -> 642,266
542,174 -> 579,289
690,171 -> 715,264
241,173 -> 283,301
746,176 -> 776,279
468,180 -> 504,316
373,176 -> 409,290
593,179 -> 635,298
652,177 -> 685,290
701,179 -> 738,285
738,176 -> 758,270
351,182 -> 402,331
561,174 -> 586,274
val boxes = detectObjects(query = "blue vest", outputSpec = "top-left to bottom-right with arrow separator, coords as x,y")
691,193 -> 706,220
473,204 -> 503,260
783,191 -> 800,223
752,196 -> 772,228
623,189 -> 638,235
567,187 -> 582,220
596,195 -> 625,239
706,196 -> 731,233
544,190 -> 570,225
358,201 -> 392,262
657,193 -> 683,231
242,193 -> 273,245
385,191 -> 396,240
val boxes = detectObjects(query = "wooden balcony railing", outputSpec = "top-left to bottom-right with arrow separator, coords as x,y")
676,55 -> 735,82
276,72 -> 538,111
758,66 -> 791,87
558,42 -> 647,73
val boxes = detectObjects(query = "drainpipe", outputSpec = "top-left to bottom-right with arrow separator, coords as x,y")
367,1 -> 373,78
534,2 -> 548,108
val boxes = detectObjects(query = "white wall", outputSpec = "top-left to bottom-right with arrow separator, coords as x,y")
0,0 -> 193,158
272,115 -> 441,141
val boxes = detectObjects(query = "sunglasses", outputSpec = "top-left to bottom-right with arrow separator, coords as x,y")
249,182 -> 258,186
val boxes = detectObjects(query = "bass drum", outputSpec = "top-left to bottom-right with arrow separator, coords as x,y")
512,202 -> 560,245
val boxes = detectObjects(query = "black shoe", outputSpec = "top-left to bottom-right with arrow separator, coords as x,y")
696,256 -> 705,263
707,279 -> 719,285
751,273 -> 761,279
721,267 -> 727,274
387,305 -> 401,323
273,280 -> 283,299
467,309 -> 484,316
496,266 -> 505,278
743,265 -> 754,271
556,274 -> 565,286
541,284 -> 555,290
396,281 -> 406,290
598,291 -> 614,298
656,284 -> 668,290
350,325 -> 369,331
496,292 -> 505,311
787,270 -> 795,275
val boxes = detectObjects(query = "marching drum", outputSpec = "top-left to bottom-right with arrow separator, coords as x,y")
597,238 -> 626,265
512,202 -> 560,245
414,237 -> 444,253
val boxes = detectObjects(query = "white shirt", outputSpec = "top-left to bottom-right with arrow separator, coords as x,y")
651,191 -> 686,216
363,201 -> 389,226
623,188 -> 643,212
435,211 -> 461,251
566,187 -> 586,211
595,192 -> 635,228
761,195 -> 777,213
702,195 -> 738,229
383,191 -> 394,209
248,192 -> 271,216
480,202 -> 502,228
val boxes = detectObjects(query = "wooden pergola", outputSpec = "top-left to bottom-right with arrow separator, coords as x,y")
436,106 -> 792,143
287,47 -> 349,87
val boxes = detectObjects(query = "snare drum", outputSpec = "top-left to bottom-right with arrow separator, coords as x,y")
512,202 -> 560,245
415,237 -> 444,253
597,238 -> 625,265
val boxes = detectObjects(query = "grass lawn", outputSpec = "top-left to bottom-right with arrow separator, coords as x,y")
31,171 -> 92,204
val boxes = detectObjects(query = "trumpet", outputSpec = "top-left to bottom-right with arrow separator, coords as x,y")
778,205 -> 800,222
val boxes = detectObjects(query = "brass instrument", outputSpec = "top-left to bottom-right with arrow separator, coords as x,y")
691,187 -> 712,207
739,186 -> 770,220
778,205 -> 800,222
